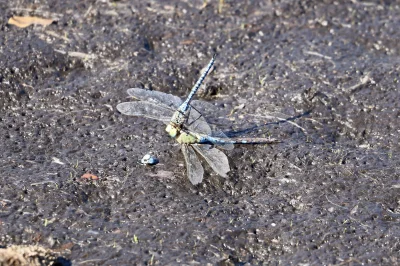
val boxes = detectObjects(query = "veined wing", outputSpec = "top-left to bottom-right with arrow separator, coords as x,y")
123,88 -> 234,150
181,144 -> 204,185
127,88 -> 182,109
184,102 -> 232,151
120,89 -> 214,134
191,100 -> 225,119
185,106 -> 212,135
189,100 -> 234,150
125,88 -> 216,135
192,144 -> 230,178
116,101 -> 173,124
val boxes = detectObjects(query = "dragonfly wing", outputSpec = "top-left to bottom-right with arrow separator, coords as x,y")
181,144 -> 204,185
116,101 -> 173,123
127,88 -> 182,109
186,108 -> 212,135
206,127 -> 234,150
191,100 -> 224,116
192,144 -> 230,178
187,102 -> 234,151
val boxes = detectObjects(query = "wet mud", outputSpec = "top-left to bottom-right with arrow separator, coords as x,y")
0,0 -> 399,265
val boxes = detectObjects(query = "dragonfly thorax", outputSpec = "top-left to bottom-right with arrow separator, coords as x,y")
177,131 -> 199,144
165,124 -> 199,144
170,108 -> 189,127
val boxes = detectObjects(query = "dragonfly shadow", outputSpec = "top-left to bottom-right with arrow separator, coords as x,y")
224,110 -> 312,138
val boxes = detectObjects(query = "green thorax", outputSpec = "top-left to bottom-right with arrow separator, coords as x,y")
177,130 -> 199,144
165,123 -> 199,144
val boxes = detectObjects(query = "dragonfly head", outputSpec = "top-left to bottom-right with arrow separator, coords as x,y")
165,124 -> 179,138
140,154 -> 159,166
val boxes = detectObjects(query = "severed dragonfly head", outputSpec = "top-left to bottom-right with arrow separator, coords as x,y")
140,154 -> 159,165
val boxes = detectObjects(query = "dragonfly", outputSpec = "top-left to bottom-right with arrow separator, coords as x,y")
117,55 -> 278,185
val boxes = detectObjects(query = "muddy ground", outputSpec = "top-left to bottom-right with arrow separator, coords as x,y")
0,0 -> 399,265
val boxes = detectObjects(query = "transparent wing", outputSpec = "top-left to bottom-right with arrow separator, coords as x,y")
188,101 -> 234,150
116,101 -> 173,124
186,108 -> 212,135
192,144 -> 230,178
127,88 -> 182,109
190,100 -> 228,117
124,89 -> 234,149
181,144 -> 204,185
205,129 -> 234,150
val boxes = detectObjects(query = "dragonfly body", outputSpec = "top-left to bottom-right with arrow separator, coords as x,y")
117,55 -> 277,185
178,54 -> 216,112
169,55 -> 216,130
169,125 -> 277,146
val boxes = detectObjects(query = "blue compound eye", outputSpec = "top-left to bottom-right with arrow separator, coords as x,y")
140,154 -> 159,165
